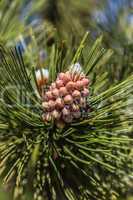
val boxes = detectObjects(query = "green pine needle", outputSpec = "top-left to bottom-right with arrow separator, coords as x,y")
0,34 -> 132,200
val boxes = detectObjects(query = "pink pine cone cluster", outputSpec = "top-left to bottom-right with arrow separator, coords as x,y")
42,64 -> 90,128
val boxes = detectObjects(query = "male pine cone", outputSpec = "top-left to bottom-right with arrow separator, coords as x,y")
41,63 -> 90,128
